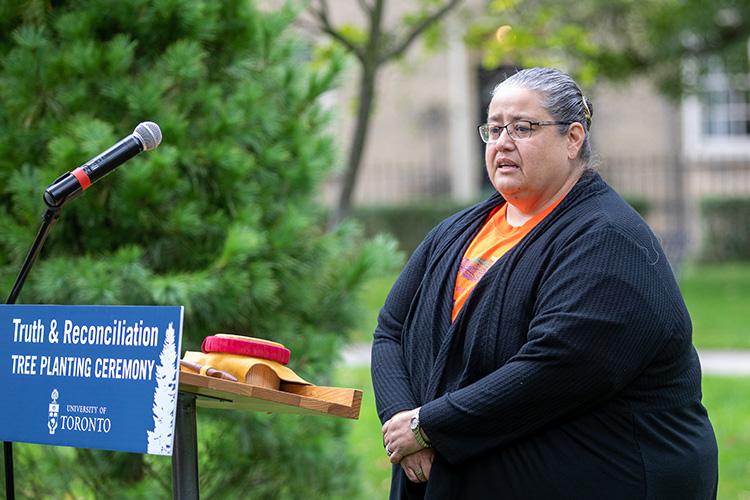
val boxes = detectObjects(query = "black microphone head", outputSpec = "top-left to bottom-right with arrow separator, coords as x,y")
133,121 -> 162,151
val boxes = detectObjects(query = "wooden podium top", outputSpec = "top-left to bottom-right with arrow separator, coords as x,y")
178,371 -> 362,419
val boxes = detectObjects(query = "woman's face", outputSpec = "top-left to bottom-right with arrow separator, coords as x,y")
485,86 -> 583,210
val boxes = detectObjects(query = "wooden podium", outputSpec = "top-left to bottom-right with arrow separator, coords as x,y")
172,371 -> 362,499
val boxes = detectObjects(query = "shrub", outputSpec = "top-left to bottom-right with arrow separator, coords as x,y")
624,196 -> 651,218
700,197 -> 750,262
354,199 -> 476,255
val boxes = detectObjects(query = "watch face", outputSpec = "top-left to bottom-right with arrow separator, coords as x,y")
410,416 -> 418,430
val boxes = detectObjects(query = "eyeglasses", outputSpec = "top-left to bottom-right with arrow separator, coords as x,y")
478,120 -> 572,143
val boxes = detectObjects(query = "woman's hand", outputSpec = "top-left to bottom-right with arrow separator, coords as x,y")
382,408 -> 423,464
400,447 -> 434,483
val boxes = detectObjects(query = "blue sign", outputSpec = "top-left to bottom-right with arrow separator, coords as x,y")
0,304 -> 183,456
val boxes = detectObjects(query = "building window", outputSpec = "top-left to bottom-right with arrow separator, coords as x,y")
701,70 -> 750,137
683,63 -> 750,157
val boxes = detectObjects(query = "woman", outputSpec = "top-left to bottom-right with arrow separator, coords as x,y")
372,67 -> 718,499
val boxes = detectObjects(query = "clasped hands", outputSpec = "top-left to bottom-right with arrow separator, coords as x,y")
382,408 -> 434,483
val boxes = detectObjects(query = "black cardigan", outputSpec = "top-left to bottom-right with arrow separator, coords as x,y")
372,172 -> 717,499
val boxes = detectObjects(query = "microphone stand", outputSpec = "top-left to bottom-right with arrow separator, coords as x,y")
4,204 -> 63,500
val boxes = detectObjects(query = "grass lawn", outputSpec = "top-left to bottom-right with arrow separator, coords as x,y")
680,263 -> 750,349
338,367 -> 750,499
337,366 -> 392,499
702,376 -> 750,500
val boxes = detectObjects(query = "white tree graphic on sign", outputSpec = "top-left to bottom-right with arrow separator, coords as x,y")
147,321 -> 177,455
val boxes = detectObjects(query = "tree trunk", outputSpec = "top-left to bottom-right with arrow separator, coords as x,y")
329,64 -> 378,226
322,0 -> 462,228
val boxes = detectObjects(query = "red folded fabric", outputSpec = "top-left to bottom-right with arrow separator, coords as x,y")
201,335 -> 291,365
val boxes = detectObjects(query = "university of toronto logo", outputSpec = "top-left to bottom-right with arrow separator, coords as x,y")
48,389 -> 59,435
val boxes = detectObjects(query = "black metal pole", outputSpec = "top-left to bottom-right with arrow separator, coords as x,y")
4,205 -> 63,500
3,442 -> 15,500
172,392 -> 199,500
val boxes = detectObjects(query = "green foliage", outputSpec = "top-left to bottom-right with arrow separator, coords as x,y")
623,196 -> 650,219
399,2 -> 455,53
196,411 -> 362,499
338,24 -> 369,47
0,0 -> 399,497
468,0 -> 750,97
354,198 -> 471,255
699,197 -> 750,262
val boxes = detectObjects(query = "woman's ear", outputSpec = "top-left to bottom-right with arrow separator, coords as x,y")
566,122 -> 586,160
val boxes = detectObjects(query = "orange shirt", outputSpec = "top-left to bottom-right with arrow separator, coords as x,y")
452,199 -> 564,321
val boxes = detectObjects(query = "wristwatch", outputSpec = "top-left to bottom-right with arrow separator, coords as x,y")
410,409 -> 431,448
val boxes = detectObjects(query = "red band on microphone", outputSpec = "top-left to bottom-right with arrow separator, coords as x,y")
201,336 -> 291,365
71,167 -> 92,190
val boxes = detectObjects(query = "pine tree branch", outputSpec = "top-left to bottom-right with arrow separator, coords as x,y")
310,0 -> 366,62
381,0 -> 462,64
142,458 -> 172,494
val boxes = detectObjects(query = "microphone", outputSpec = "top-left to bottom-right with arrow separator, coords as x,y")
43,121 -> 162,207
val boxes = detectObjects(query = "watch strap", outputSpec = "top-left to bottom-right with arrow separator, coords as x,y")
411,412 -> 431,448
413,427 -> 430,448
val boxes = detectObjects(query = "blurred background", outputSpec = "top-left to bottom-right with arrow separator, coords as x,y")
0,0 -> 748,498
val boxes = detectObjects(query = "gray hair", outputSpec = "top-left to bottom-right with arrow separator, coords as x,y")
492,67 -> 595,167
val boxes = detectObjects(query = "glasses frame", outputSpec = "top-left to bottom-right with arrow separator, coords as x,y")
478,120 -> 573,143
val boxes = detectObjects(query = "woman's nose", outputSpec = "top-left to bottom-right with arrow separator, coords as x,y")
493,128 -> 515,150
